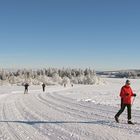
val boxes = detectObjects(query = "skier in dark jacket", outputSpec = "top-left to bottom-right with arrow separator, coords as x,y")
115,80 -> 136,124
42,83 -> 46,92
24,83 -> 29,94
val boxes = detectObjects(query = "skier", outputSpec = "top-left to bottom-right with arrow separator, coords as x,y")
24,83 -> 29,94
115,80 -> 136,124
42,83 -> 46,92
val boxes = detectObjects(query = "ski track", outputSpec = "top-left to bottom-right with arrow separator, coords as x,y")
0,87 -> 140,140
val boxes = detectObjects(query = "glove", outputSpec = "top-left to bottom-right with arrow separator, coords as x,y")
125,93 -> 129,96
133,94 -> 136,97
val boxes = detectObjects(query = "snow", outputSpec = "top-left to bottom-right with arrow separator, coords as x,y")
0,78 -> 140,140
59,78 -> 140,110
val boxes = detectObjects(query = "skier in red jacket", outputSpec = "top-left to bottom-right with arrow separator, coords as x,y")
115,80 -> 136,124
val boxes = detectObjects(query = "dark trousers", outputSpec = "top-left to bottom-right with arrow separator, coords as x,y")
121,98 -> 124,108
115,104 -> 131,120
43,87 -> 45,92
24,89 -> 28,94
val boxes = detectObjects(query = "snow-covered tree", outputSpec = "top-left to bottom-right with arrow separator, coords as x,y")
52,73 -> 62,84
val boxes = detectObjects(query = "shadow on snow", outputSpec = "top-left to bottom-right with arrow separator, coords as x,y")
0,120 -> 111,125
0,120 -> 140,133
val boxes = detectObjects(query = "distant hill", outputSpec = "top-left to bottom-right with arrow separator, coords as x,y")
97,69 -> 140,78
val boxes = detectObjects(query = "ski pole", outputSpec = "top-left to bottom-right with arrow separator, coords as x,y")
132,96 -> 136,106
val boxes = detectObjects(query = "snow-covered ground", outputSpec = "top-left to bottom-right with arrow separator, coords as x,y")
0,78 -> 140,140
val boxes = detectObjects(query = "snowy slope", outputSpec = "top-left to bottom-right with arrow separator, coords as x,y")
0,78 -> 140,140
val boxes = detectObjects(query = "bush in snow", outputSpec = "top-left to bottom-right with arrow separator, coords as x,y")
62,76 -> 70,86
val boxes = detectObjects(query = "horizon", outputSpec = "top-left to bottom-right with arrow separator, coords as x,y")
0,0 -> 140,70
0,67 -> 140,72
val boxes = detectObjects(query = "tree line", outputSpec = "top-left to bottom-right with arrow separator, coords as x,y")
0,68 -> 101,86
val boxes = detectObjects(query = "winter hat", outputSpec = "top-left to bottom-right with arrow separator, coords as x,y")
126,80 -> 130,85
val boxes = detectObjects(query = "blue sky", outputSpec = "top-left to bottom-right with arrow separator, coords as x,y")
0,0 -> 140,70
